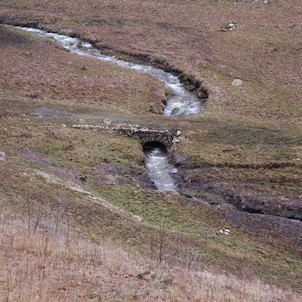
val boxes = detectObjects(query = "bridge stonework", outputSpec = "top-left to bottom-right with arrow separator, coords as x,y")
116,127 -> 174,149
114,126 -> 181,162
72,123 -> 181,157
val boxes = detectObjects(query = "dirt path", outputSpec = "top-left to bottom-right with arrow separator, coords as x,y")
32,169 -> 144,223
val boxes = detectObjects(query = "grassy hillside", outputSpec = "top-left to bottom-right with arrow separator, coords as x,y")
0,0 -> 301,299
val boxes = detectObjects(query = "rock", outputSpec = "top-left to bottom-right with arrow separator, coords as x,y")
77,174 -> 87,182
197,90 -> 208,98
27,91 -> 39,98
171,107 -> 180,115
0,152 -> 6,161
103,119 -> 112,125
231,79 -> 243,87
221,21 -> 239,32
170,168 -> 178,174
176,130 -> 182,136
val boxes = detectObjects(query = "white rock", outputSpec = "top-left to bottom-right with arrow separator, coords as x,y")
176,130 -> 182,136
170,168 -> 178,174
0,152 -> 6,161
232,79 -> 243,87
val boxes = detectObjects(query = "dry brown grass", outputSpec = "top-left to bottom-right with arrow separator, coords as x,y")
0,25 -> 165,115
1,0 -> 301,121
0,210 -> 301,302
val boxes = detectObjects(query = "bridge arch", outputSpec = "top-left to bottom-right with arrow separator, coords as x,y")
143,141 -> 167,154
117,127 -> 174,149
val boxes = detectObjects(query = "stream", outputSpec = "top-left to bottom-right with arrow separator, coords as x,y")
19,26 -> 203,192
143,142 -> 178,192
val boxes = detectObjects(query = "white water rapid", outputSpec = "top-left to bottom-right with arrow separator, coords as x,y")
145,147 -> 178,192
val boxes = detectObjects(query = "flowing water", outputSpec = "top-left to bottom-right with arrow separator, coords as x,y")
19,26 -> 203,192
19,27 -> 203,117
144,144 -> 178,192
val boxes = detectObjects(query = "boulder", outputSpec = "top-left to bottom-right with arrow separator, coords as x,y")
231,79 -> 243,87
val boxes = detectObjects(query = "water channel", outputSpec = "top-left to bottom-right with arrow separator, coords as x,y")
19,26 -> 204,192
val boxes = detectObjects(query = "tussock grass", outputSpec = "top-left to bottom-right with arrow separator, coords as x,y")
0,211 -> 301,302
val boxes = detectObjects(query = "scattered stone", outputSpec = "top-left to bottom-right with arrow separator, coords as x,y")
0,152 -> 6,161
231,79 -> 243,87
221,21 -> 239,32
219,228 -> 230,235
176,130 -> 182,136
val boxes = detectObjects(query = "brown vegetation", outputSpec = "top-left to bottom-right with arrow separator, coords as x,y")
0,25 -> 165,115
1,211 -> 301,302
0,0 -> 301,121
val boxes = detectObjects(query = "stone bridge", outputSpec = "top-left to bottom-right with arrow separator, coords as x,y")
116,127 -> 175,148
72,123 -> 181,151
